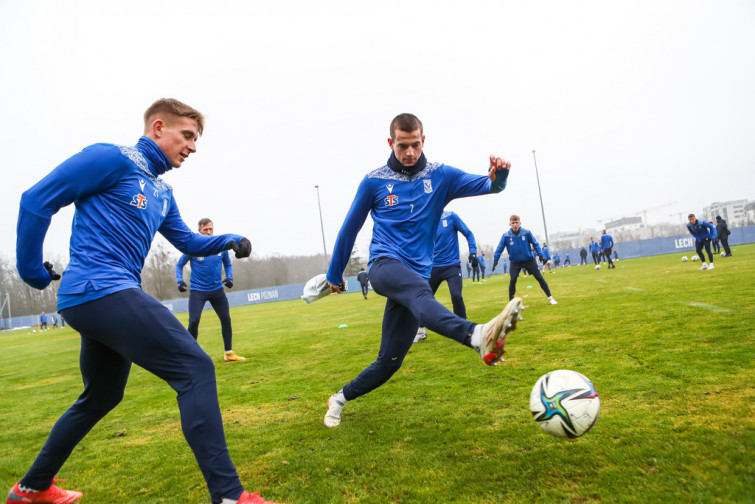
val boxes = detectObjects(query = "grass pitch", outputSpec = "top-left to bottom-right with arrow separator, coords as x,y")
1,246 -> 753,503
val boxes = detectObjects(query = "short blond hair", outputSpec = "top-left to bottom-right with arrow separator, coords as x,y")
144,98 -> 204,135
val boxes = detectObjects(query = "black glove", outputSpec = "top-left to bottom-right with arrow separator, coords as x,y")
493,260 -> 498,271
469,254 -> 479,268
539,256 -> 545,263
228,238 -> 252,258
178,281 -> 187,292
43,261 -> 61,281
223,278 -> 233,289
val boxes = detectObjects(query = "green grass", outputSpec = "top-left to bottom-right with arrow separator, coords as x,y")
1,247 -> 754,503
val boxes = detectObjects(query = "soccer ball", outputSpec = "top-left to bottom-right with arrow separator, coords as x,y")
720,252 -> 726,257
691,255 -> 700,262
681,256 -> 688,262
530,369 -> 600,439
595,264 -> 600,270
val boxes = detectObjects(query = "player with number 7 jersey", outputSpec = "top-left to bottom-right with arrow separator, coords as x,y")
323,113 -> 526,429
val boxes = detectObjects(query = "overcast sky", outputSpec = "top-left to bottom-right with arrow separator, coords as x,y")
1,0 -> 753,263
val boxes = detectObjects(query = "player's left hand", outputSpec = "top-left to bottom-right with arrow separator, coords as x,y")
488,155 -> 511,181
223,278 -> 233,289
228,238 -> 252,258
43,261 -> 61,281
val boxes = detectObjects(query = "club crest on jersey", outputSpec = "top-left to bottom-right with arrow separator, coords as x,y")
130,194 -> 148,210
423,179 -> 433,193
442,219 -> 448,227
384,194 -> 398,207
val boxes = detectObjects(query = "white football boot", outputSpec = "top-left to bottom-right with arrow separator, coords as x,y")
472,297 -> 524,366
698,262 -> 708,271
548,296 -> 558,305
324,392 -> 346,428
413,327 -> 428,343
707,263 -> 715,270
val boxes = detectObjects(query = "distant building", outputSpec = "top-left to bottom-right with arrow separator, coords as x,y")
605,216 -> 643,233
703,200 -> 749,226
549,229 -> 598,249
744,201 -> 755,225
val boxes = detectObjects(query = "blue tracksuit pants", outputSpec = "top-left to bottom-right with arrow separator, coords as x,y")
188,288 -> 233,351
342,258 -> 476,401
428,263 -> 467,319
21,289 -> 244,503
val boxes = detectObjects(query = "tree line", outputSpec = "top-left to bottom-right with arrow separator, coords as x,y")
1,239 -> 366,317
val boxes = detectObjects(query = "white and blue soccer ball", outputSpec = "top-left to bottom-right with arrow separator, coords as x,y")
691,255 -> 700,262
681,256 -> 688,262
530,369 -> 600,439
721,252 -> 726,257
595,264 -> 601,270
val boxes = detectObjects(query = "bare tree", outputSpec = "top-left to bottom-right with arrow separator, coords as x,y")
141,241 -> 181,301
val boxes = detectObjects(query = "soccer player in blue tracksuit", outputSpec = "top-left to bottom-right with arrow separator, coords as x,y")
687,214 -> 717,270
10,99 -> 280,504
176,218 -> 245,362
416,210 -> 478,342
589,237 -> 601,266
357,269 -> 370,299
322,113 -> 525,428
430,211 -> 477,319
493,215 -> 557,305
541,243 -> 553,273
564,252 -> 571,266
479,252 -> 487,279
600,230 -> 616,269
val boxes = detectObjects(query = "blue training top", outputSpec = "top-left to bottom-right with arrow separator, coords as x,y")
589,241 -> 601,253
687,220 -> 717,241
600,233 -> 614,250
17,136 -> 244,310
432,211 -> 477,268
176,251 -> 232,292
327,159 -> 507,284
494,227 -> 543,263
542,246 -> 551,261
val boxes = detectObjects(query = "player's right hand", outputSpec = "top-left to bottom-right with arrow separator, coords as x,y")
493,260 -> 498,271
178,281 -> 187,292
43,261 -> 61,281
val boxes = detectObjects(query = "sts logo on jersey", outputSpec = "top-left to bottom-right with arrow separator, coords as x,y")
130,194 -> 148,209
385,194 -> 398,207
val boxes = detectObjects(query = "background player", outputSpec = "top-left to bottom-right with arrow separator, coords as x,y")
176,218 -> 245,362
415,210 -> 478,343
687,214 -> 717,270
493,215 -> 557,305
600,230 -> 616,269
